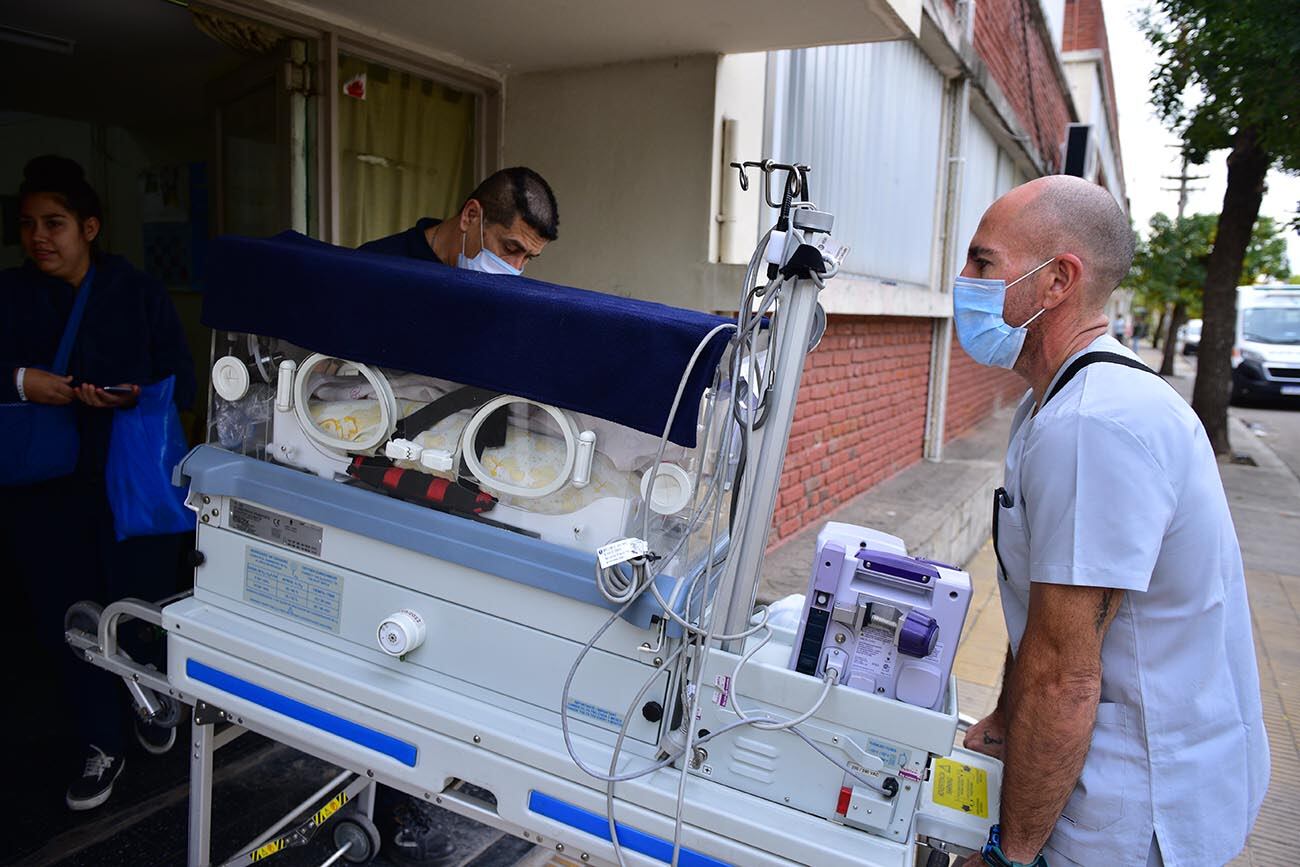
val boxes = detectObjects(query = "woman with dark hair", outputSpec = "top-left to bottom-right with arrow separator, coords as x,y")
1,155 -> 196,811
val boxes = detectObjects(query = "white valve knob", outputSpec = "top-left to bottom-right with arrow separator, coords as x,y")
572,430 -> 596,488
276,359 -> 297,412
385,438 -> 423,462
420,448 -> 454,472
376,609 -> 426,657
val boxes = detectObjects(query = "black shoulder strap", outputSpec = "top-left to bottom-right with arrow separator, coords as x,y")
1043,351 -> 1159,407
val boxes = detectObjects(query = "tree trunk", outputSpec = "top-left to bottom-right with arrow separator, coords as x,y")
1154,305 -> 1170,351
1160,300 -> 1186,376
1191,129 -> 1272,456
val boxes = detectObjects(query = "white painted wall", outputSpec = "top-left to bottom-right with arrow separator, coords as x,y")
1040,0 -> 1067,51
709,52 -> 767,266
766,40 -> 947,291
502,55 -> 742,311
1063,53 -> 1124,207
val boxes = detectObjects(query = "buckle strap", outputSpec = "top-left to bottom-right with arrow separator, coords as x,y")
1043,351 -> 1158,407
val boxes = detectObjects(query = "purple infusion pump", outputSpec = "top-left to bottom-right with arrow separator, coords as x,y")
789,523 -> 972,711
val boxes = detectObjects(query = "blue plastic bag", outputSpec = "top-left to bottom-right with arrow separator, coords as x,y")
106,375 -> 194,540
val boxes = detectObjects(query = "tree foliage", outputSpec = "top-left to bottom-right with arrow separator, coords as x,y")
1130,213 -> 1291,314
1141,0 -> 1300,454
1140,0 -> 1300,172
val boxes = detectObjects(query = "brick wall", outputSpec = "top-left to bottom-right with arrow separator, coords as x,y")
770,316 -> 932,546
944,340 -> 1027,441
974,0 -> 1074,171
1062,0 -> 1122,164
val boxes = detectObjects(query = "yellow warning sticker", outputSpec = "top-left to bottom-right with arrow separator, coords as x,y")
313,790 -> 349,827
932,758 -> 989,819
251,838 -> 284,861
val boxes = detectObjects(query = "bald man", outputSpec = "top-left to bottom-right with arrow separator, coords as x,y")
953,176 -> 1267,867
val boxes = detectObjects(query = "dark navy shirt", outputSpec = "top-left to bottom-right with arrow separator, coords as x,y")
0,254 -> 196,472
357,217 -> 443,263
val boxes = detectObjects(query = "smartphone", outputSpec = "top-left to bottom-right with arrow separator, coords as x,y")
101,386 -> 135,396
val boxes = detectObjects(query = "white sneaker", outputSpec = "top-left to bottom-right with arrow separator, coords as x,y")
66,744 -> 125,811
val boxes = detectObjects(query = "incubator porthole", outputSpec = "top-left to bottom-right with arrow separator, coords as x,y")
212,355 -> 251,402
640,463 -> 693,515
293,353 -> 398,455
460,396 -> 579,500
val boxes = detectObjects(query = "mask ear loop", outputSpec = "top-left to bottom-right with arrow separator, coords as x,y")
1007,257 -> 1056,328
1018,307 -> 1047,329
1006,256 -> 1056,289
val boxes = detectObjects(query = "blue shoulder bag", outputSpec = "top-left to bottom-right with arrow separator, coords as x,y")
0,269 -> 93,487
105,374 -> 194,540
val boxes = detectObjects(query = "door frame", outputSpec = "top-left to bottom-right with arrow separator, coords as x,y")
192,0 -> 503,244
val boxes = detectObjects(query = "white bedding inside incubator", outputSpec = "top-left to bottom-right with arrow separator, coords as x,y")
300,372 -> 672,516
210,336 -> 733,571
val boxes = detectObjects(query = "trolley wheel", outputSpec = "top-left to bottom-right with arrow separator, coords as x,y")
331,814 -> 381,864
925,848 -> 951,867
64,600 -> 104,659
150,691 -> 184,729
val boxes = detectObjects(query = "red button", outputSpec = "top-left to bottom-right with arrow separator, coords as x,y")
836,786 -> 852,815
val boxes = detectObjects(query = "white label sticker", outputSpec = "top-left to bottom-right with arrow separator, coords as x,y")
816,236 -> 851,270
243,546 -> 343,633
851,626 -> 898,680
712,674 -> 732,708
596,537 -> 648,570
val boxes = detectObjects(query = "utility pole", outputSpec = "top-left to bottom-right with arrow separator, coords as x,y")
1162,149 -> 1207,219
1153,148 -> 1208,366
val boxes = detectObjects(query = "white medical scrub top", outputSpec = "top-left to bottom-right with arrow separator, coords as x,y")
996,335 -> 1269,867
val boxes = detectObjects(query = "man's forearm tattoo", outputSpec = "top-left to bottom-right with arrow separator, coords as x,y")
983,731 -> 1004,746
1094,589 -> 1114,635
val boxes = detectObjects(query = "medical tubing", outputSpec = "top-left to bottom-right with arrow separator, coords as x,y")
603,639 -> 693,867
668,374 -> 740,867
724,626 -> 838,731
595,557 -> 646,605
639,322 -> 737,548
666,214 -> 810,864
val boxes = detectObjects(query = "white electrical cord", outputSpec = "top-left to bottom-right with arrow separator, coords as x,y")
569,189 -> 855,867
723,626 -> 837,731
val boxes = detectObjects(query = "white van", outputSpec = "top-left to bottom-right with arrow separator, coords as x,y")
1231,285 -> 1300,402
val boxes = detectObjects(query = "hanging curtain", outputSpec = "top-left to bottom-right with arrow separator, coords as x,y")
338,56 -> 477,249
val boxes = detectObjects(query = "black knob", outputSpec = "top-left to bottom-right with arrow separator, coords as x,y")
187,549 -> 206,568
641,701 -> 663,723
882,777 -> 899,799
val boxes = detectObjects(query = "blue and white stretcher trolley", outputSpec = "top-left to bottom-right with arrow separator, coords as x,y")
68,164 -> 1001,867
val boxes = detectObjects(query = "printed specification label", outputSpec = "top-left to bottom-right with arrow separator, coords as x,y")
230,500 -> 323,557
932,758 -> 989,818
851,625 -> 898,681
244,546 -> 343,633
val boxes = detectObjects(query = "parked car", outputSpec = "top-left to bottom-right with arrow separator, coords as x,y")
1179,318 -> 1202,355
1230,286 -> 1300,403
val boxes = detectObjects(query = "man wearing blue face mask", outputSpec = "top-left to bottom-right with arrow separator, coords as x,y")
952,176 -> 1267,867
353,166 -> 556,866
359,165 -> 558,275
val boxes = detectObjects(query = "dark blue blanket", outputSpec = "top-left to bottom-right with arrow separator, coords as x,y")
202,233 -> 732,447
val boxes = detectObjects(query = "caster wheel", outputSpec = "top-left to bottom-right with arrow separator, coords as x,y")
925,848 -> 951,867
150,692 -> 184,729
332,814 -> 381,863
64,601 -> 104,660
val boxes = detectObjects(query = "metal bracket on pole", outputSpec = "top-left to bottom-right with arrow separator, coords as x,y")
194,700 -> 228,727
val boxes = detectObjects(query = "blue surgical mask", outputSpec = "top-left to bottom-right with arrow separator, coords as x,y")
953,258 -> 1054,369
458,221 -> 522,276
